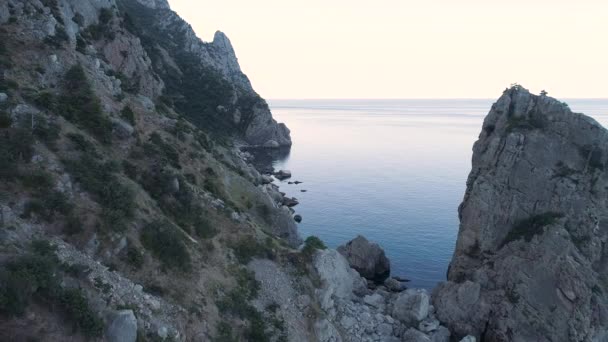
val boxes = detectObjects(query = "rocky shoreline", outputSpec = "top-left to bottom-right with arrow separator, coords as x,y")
242,86 -> 608,341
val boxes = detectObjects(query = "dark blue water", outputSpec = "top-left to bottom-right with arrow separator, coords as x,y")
268,99 -> 608,289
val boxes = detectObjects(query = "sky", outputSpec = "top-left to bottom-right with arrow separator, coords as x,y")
168,0 -> 608,99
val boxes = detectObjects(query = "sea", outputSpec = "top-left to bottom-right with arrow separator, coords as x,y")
265,99 -> 608,289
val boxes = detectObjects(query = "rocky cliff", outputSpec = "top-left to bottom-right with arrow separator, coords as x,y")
433,86 -> 608,341
0,0 -> 300,340
118,0 -> 292,147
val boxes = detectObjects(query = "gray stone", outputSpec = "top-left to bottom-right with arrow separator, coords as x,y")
384,277 -> 405,292
419,317 -> 440,333
363,293 -> 385,310
377,323 -> 393,336
429,326 -> 451,342
338,235 -> 390,282
0,93 -> 7,103
402,328 -> 431,342
111,118 -> 135,139
312,249 -> 367,310
263,140 -> 280,148
460,336 -> 476,342
106,310 -> 137,342
392,289 -> 430,325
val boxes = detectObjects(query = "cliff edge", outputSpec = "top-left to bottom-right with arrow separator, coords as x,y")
433,86 -> 608,341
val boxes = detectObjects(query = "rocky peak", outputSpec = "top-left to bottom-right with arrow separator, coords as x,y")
133,0 -> 170,9
433,85 -> 608,341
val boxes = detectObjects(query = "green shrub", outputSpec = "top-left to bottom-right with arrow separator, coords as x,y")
44,27 -> 69,48
125,244 -> 144,269
99,8 -> 113,24
121,106 -> 136,125
194,217 -> 217,239
302,236 -> 326,256
215,322 -> 237,342
63,213 -> 83,235
140,220 -> 191,272
21,190 -> 73,222
0,242 -> 60,316
33,91 -> 57,111
579,145 -> 605,172
58,65 -> 112,144
0,128 -> 35,180
59,288 -> 103,337
122,160 -> 138,180
0,111 -> 12,128
64,154 -> 135,229
20,169 -> 54,191
143,132 -> 180,168
501,212 -> 564,247
33,118 -> 61,150
217,268 -> 268,342
67,132 -> 97,155
232,236 -> 268,264
0,241 -> 102,336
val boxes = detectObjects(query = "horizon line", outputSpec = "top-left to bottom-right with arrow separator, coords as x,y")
267,97 -> 608,101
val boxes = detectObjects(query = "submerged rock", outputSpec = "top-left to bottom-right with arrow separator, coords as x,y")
337,235 -> 391,282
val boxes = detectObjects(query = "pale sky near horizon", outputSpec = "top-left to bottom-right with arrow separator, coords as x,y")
168,0 -> 607,99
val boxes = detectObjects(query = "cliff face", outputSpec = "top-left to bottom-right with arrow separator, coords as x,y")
433,86 -> 608,341
0,0 -> 299,340
119,0 -> 292,147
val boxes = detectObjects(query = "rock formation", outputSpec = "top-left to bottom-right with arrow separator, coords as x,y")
433,86 -> 608,341
118,0 -> 292,147
338,235 -> 391,282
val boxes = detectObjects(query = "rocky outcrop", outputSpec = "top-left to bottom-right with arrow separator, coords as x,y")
311,249 -> 452,342
338,235 -> 391,282
117,0 -> 292,147
433,86 -> 608,341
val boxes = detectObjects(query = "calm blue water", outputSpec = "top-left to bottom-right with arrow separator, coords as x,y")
267,99 -> 608,289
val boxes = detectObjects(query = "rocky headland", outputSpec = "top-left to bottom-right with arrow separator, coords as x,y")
0,0 -> 606,341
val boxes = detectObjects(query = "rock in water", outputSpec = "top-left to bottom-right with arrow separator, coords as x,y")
106,310 -> 138,342
294,214 -> 302,223
433,86 -> 608,341
337,235 -> 390,282
282,197 -> 299,207
274,169 -> 292,180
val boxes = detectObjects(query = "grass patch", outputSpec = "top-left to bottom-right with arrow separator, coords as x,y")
501,212 -> 564,247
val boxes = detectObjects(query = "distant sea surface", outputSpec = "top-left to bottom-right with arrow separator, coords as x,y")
266,99 -> 608,289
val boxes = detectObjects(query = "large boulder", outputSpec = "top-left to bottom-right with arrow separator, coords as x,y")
433,86 -> 608,340
106,310 -> 138,342
402,328 -> 432,342
313,249 -> 367,310
337,235 -> 390,282
392,289 -> 430,325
